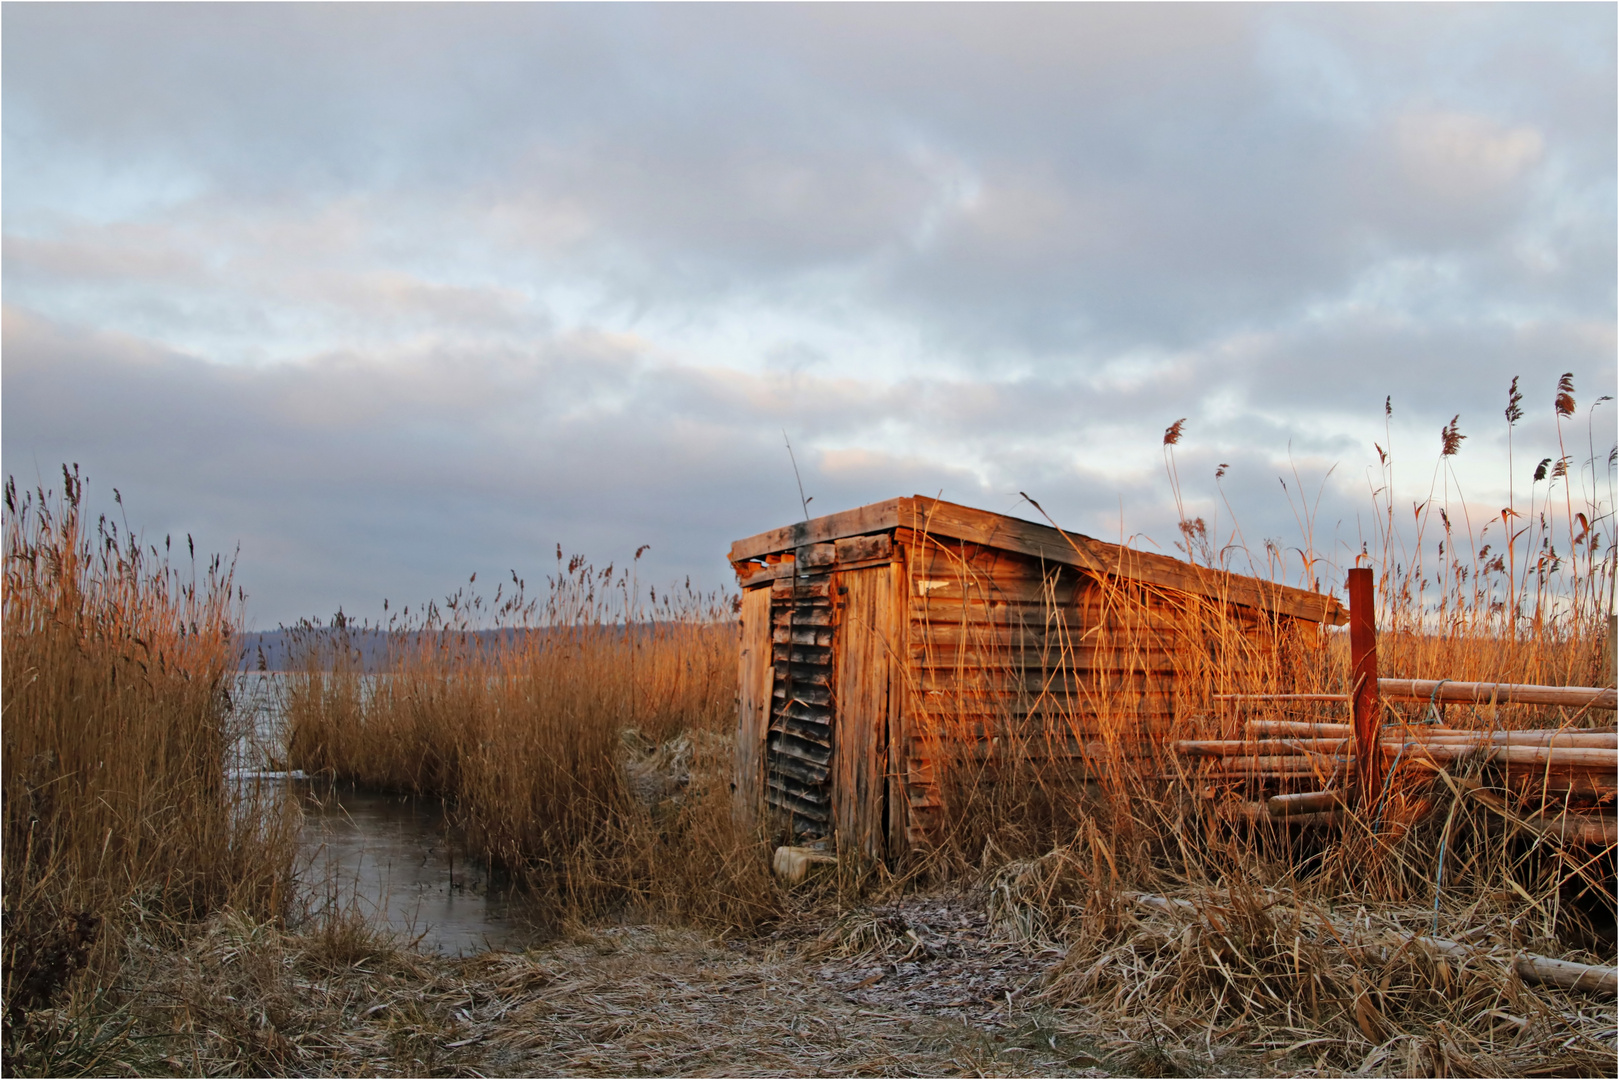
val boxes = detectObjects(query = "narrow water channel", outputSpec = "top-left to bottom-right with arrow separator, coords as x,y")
295,782 -> 546,954
231,673 -> 546,955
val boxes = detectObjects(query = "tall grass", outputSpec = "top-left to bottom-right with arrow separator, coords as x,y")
912,379 -> 1616,1070
2,468 -> 298,1042
284,552 -> 781,930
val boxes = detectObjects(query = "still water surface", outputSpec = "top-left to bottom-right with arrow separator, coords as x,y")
231,673 -> 546,954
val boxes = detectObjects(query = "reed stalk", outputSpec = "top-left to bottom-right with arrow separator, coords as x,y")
284,553 -> 782,930
2,468 -> 298,1066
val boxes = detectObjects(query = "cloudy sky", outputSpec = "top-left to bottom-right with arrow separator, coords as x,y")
4,3 -> 1614,627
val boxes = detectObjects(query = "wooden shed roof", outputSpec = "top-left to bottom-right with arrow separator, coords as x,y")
729,495 -> 1347,626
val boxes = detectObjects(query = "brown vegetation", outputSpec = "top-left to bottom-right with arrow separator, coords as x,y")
2,468 -> 298,1072
283,554 -> 784,931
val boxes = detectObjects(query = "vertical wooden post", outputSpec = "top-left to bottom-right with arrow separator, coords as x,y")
1347,568 -> 1381,810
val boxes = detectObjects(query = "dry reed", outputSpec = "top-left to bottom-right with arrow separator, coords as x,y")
284,552 -> 784,932
2,467 -> 299,1073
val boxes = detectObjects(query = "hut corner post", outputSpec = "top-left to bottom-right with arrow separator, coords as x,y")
1347,568 -> 1381,811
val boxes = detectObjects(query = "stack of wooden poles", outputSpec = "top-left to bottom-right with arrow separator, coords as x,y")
1175,678 -> 1618,845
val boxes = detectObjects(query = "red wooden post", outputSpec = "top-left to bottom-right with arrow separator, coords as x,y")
1347,568 -> 1381,809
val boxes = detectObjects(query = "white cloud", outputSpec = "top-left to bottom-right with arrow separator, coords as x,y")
1395,110 -> 1544,197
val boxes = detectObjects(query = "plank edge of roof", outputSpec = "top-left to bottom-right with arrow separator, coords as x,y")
729,496 -> 1346,624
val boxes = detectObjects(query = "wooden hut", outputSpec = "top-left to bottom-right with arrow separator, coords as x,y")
729,496 -> 1346,861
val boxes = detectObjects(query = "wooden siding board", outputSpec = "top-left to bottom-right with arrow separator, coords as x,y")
886,551 -> 910,858
833,565 -> 895,862
733,586 -> 774,832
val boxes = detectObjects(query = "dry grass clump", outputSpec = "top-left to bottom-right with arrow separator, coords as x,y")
1020,850 -> 1616,1076
285,553 -> 784,932
2,468 -> 298,1074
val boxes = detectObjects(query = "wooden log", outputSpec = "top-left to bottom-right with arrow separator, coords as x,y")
1264,808 -> 1342,827
1246,719 -> 1354,736
1227,802 -> 1341,827
1418,937 -> 1618,995
1499,771 -> 1618,800
1176,738 -> 1352,757
1386,743 -> 1618,769
1194,754 -> 1350,773
1268,790 -> 1344,816
1379,678 -> 1617,711
1215,693 -> 1349,701
1404,731 -> 1618,749
1125,893 -> 1617,996
1527,814 -> 1619,847
1460,782 -> 1618,845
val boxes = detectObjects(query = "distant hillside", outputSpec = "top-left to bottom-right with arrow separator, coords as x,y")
233,625 -> 697,672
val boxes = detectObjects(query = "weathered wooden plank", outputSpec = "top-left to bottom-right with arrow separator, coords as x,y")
833,564 -> 895,862
1392,743 -> 1618,769
906,790 -> 944,809
836,533 -> 893,563
909,600 -> 1186,632
768,733 -> 833,768
885,557 -> 911,858
907,628 -> 1183,657
733,586 -> 774,832
766,746 -> 830,786
740,554 -> 894,587
912,672 -> 1176,697
771,664 -> 831,688
1410,731 -> 1619,748
1190,755 -> 1352,772
773,714 -> 833,747
899,498 -> 1108,574
797,542 -> 837,567
772,626 -> 834,646
1501,772 -> 1618,799
765,786 -> 830,812
906,567 -> 1081,605
738,495 -> 1344,622
773,608 -> 835,627
773,644 -> 835,666
775,698 -> 832,724
903,697 -> 1178,718
764,783 -> 831,820
731,499 -> 904,561
773,682 -> 832,706
770,580 -> 834,600
909,656 -> 1183,680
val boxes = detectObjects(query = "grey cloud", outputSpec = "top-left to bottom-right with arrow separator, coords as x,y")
3,5 -> 1612,621
9,4 -> 1610,359
0,305 -> 1272,622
